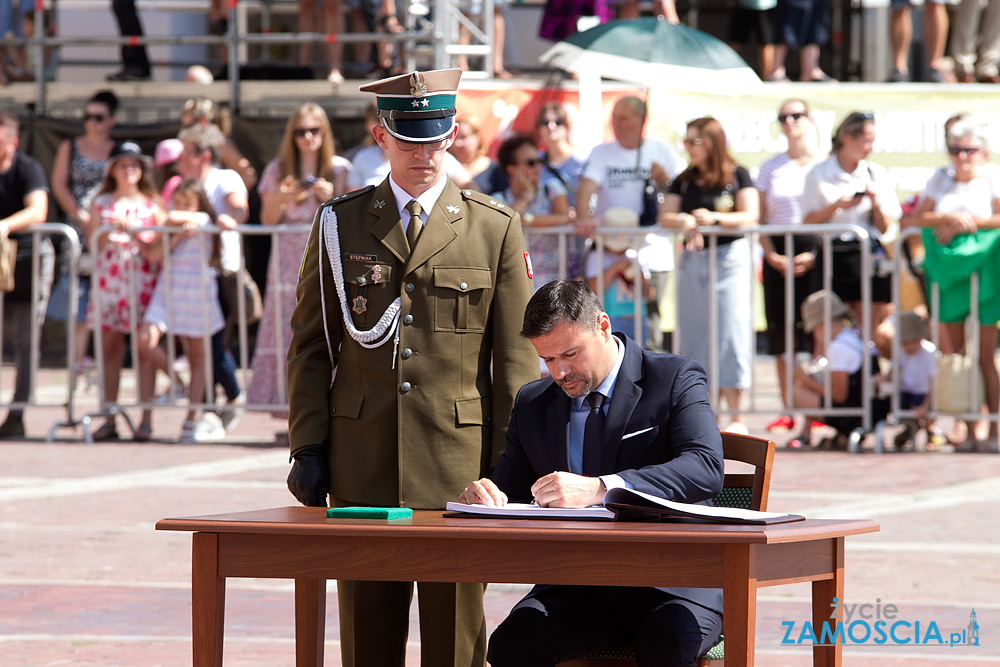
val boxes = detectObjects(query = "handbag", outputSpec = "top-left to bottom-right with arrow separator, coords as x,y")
0,225 -> 16,293
219,266 -> 263,325
636,140 -> 660,227
935,353 -> 984,414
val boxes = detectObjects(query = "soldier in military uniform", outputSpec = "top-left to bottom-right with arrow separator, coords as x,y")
285,68 -> 539,667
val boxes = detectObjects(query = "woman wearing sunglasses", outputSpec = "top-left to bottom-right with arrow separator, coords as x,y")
49,89 -> 119,377
251,103 -> 351,444
909,116 -> 1000,453
801,111 -> 901,330
756,99 -> 822,435
660,117 -> 759,434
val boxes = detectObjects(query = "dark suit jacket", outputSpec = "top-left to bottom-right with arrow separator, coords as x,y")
493,333 -> 725,613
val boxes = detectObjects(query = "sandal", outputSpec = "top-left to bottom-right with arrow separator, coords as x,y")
133,422 -> 152,442
91,421 -> 118,441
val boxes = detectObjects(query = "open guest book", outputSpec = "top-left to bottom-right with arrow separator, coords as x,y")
446,487 -> 805,525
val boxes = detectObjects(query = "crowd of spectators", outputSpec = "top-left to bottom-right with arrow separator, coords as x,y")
2,86 -> 999,454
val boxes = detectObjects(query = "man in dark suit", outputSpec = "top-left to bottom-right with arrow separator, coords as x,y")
459,279 -> 725,667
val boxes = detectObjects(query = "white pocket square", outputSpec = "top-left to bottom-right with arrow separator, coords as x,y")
622,426 -> 655,440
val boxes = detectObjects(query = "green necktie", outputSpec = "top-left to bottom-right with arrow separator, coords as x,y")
405,200 -> 423,252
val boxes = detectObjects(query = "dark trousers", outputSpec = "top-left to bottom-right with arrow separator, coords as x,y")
5,240 -> 54,416
337,579 -> 487,667
210,328 -> 240,402
112,0 -> 150,74
488,585 -> 723,667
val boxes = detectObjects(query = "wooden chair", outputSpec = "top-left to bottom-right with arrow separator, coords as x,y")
558,432 -> 776,667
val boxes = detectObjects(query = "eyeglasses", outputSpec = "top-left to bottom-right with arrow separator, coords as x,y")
683,137 -> 703,146
84,113 -> 107,123
948,145 -> 980,157
294,127 -> 322,138
518,158 -> 541,167
778,112 -> 807,124
539,118 -> 566,128
843,111 -> 875,126
394,137 -> 449,152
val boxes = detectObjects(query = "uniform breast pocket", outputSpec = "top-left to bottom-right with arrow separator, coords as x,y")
433,267 -> 493,333
343,260 -> 393,328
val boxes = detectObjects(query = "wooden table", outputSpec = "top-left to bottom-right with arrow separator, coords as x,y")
156,507 -> 879,667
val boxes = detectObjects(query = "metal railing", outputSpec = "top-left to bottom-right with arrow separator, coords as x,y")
7,0 -> 497,115
0,223 -> 82,438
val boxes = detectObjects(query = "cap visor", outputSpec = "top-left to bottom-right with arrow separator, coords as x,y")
383,117 -> 454,143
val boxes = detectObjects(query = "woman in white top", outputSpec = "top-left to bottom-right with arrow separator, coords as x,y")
801,111 -> 902,330
908,117 -> 1000,452
756,99 -> 822,433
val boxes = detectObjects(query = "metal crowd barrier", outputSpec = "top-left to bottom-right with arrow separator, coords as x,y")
871,226 -> 996,453
526,222 -> 882,442
78,222 -> 309,442
10,0 -> 493,115
0,223 -> 81,438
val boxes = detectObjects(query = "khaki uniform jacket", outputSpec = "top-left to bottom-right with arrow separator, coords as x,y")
287,177 -> 540,509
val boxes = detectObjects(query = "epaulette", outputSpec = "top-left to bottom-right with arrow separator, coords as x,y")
322,185 -> 375,208
460,188 -> 516,218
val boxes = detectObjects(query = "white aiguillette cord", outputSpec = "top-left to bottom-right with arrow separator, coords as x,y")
318,207 -> 401,383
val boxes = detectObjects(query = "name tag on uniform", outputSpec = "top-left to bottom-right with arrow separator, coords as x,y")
346,253 -> 378,262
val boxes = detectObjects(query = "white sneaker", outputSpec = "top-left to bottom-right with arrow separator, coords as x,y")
193,413 -> 226,442
220,392 -> 246,432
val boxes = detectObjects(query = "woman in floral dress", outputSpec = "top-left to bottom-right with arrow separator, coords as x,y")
250,103 -> 350,440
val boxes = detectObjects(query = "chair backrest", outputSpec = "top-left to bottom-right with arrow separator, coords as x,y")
714,432 -> 775,512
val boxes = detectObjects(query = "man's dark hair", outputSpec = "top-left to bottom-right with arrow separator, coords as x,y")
521,280 -> 603,338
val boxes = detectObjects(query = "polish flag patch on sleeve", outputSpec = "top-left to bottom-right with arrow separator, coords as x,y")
524,252 -> 533,279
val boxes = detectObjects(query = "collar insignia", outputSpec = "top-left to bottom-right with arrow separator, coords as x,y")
374,199 -> 386,209
446,205 -> 460,214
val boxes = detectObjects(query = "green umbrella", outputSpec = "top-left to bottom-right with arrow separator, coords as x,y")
540,17 -> 761,93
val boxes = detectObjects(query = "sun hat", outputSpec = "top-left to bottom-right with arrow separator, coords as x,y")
801,290 -> 850,333
154,138 -> 184,167
105,140 -> 153,174
897,311 -> 928,343
600,207 -> 640,253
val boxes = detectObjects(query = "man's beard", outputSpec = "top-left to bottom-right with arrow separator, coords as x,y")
555,372 -> 592,398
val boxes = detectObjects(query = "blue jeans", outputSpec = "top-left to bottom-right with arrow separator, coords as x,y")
211,329 -> 241,402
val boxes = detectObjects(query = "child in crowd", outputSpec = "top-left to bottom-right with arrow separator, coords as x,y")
585,207 -> 651,343
790,290 -> 868,449
140,179 -> 226,444
82,142 -> 164,442
886,311 -> 942,450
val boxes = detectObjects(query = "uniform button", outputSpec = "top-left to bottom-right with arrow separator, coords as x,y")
405,282 -> 414,293
400,381 -> 411,393
331,407 -> 336,415
401,348 -> 412,359
403,314 -> 413,325
464,189 -> 472,196
459,281 -> 468,290
357,276 -> 366,286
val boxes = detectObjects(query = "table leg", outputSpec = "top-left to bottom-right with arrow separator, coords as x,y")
192,532 -> 225,667
295,579 -> 327,667
812,537 -> 845,667
723,543 -> 757,667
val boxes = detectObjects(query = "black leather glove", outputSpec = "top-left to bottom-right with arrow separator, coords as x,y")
287,444 -> 330,507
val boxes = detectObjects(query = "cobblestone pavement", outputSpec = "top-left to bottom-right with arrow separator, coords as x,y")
0,365 -> 997,666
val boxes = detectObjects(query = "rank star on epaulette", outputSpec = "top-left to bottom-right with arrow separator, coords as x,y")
489,199 -> 504,208
352,295 -> 368,314
447,205 -> 460,214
